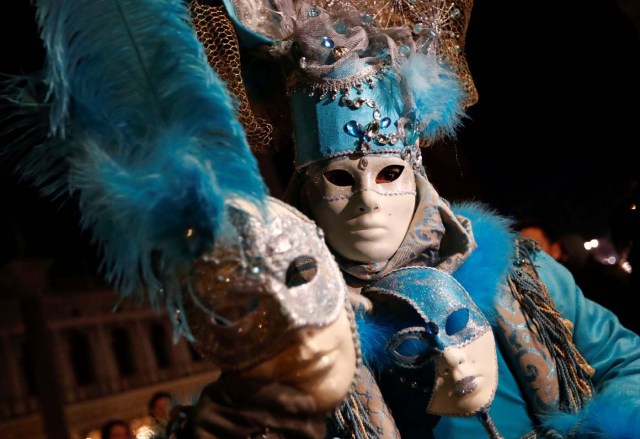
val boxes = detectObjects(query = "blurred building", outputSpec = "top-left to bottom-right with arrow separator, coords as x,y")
0,259 -> 219,439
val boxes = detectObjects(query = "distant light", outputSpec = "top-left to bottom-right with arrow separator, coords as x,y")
604,256 -> 617,265
186,228 -> 194,238
622,262 -> 632,274
631,204 -> 637,211
584,239 -> 600,250
136,426 -> 154,439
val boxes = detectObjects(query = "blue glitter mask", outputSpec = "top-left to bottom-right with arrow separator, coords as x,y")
364,266 -> 492,369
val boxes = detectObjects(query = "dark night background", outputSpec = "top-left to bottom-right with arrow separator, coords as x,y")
1,0 -> 639,275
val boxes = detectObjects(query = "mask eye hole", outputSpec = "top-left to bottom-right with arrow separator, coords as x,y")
323,169 -> 355,186
286,256 -> 317,287
375,165 -> 404,184
387,327 -> 440,368
445,308 -> 470,335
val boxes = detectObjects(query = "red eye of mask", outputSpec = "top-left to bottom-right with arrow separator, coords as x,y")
376,165 -> 404,184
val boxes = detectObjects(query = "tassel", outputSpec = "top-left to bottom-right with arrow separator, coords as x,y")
509,238 -> 594,413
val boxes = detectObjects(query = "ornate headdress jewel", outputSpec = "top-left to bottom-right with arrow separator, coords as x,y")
343,97 -> 397,150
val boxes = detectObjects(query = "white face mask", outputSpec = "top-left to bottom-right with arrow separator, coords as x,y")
306,155 -> 417,262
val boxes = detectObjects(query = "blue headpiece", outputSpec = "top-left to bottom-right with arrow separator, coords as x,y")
290,62 -> 414,167
221,0 -> 477,168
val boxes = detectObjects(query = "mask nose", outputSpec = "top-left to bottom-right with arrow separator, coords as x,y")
438,347 -> 468,381
356,189 -> 380,213
292,327 -> 322,360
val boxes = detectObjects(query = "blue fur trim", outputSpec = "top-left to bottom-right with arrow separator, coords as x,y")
541,387 -> 640,438
450,202 -> 517,324
398,51 -> 467,142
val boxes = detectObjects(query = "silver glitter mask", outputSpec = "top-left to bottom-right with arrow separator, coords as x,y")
183,197 -> 348,371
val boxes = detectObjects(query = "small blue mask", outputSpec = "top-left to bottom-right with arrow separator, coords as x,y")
364,266 -> 492,368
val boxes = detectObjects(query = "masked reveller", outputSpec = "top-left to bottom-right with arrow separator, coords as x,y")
185,0 -> 640,437
4,0 -> 639,438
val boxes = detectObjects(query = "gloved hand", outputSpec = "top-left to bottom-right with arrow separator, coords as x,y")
191,373 -> 328,439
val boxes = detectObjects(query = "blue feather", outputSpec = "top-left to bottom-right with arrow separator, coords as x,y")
399,51 -> 467,142
7,0 -> 268,339
355,309 -> 400,371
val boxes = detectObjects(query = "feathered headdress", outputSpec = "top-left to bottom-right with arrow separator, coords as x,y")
202,0 -> 477,167
2,0 -> 268,340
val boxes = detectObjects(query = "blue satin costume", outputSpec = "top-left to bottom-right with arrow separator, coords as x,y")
356,203 -> 640,438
